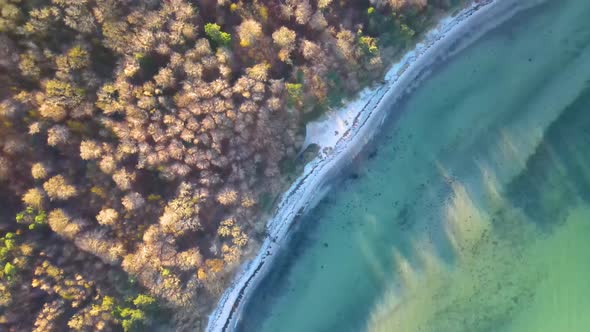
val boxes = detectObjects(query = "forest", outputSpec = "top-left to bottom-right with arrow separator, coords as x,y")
0,0 -> 465,330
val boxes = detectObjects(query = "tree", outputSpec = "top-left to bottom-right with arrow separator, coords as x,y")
19,52 -> 41,79
154,67 -> 176,89
3,262 -> 16,278
241,194 -> 256,208
40,103 -> 67,121
80,140 -> 102,160
300,39 -> 323,62
75,230 -> 125,265
204,23 -> 231,47
33,300 -> 65,332
0,1 -> 22,33
59,45 -> 90,72
57,2 -> 96,34
359,35 -> 379,55
96,208 -> 118,226
335,29 -> 357,64
48,209 -> 81,239
24,7 -> 60,36
237,19 -> 262,47
221,244 -> 240,263
44,80 -> 84,106
246,63 -> 270,81
22,188 -> 45,210
272,27 -> 296,50
47,125 -> 70,147
99,156 -> 117,174
217,218 -> 234,237
122,192 -> 145,211
67,296 -> 116,331
119,307 -> 146,332
133,294 -> 156,308
294,0 -> 312,25
159,182 -> 201,235
216,188 -> 238,205
286,83 -> 303,107
96,84 -> 125,114
113,169 -> 136,190
31,163 -> 49,180
400,23 -> 416,40
309,11 -> 328,31
175,248 -> 202,270
317,0 -> 333,9
272,27 -> 297,62
43,175 -> 77,200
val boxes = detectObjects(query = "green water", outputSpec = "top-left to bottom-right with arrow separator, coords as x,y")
239,1 -> 590,331
366,87 -> 590,331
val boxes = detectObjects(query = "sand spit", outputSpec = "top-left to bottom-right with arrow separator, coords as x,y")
205,0 -> 542,331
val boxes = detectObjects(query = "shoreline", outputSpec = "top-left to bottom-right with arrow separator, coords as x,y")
205,1 -> 539,331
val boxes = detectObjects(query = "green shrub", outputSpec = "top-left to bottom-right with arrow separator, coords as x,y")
359,35 -> 379,54
3,262 -> 16,278
204,23 -> 232,46
133,294 -> 156,308
286,83 -> 303,108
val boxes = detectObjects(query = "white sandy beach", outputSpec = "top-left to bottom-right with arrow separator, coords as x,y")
204,1 -> 542,331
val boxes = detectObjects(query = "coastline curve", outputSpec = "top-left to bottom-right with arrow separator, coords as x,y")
204,0 -> 545,331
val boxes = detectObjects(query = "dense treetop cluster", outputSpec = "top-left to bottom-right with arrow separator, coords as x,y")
0,0 -> 465,330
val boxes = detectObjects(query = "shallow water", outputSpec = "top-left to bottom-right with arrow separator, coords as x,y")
238,0 -> 590,331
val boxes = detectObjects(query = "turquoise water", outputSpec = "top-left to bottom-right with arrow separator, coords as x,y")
239,1 -> 590,331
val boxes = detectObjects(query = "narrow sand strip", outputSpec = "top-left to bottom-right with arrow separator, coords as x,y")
205,0 -> 543,330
